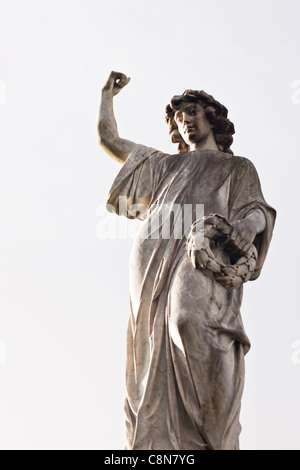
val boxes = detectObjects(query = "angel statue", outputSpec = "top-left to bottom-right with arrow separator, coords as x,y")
97,71 -> 276,450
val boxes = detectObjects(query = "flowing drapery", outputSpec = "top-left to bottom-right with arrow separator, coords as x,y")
107,145 -> 276,450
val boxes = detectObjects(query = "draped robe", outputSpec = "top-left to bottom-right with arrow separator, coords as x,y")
107,145 -> 276,450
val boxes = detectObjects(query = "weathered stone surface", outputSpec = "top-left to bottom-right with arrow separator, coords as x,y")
98,72 -> 276,450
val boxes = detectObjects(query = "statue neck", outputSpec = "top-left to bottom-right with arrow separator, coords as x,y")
190,133 -> 219,152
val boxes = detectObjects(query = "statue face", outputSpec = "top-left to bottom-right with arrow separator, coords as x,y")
174,102 -> 212,147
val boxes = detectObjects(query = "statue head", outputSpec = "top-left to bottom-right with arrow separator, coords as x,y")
165,90 -> 235,155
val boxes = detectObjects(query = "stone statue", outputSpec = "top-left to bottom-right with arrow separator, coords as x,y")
97,71 -> 276,450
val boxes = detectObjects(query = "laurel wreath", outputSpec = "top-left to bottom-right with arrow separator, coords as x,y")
187,214 -> 257,289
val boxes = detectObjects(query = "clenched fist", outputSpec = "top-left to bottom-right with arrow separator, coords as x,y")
102,71 -> 131,96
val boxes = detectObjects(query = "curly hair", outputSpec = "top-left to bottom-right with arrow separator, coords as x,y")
165,89 -> 235,155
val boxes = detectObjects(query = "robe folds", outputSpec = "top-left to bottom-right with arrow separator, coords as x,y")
107,145 -> 276,450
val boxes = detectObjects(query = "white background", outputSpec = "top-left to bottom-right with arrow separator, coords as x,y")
0,0 -> 299,450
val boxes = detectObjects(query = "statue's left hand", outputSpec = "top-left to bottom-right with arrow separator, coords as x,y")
227,218 -> 257,255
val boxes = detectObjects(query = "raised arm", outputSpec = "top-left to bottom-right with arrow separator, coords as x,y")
98,71 -> 137,163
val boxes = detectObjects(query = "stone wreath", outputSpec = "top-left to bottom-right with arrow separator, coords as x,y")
187,213 -> 257,289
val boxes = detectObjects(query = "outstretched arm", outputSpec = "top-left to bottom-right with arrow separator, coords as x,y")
98,71 -> 137,163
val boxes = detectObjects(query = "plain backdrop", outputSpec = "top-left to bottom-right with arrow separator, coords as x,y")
0,0 -> 299,450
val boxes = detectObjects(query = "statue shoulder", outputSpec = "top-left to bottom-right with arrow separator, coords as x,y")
231,154 -> 257,171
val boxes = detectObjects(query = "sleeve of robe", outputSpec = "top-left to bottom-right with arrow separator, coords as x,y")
106,143 -> 168,220
228,156 -> 277,281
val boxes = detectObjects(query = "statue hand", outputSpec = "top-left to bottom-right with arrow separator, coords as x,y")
227,218 -> 257,255
102,71 -> 131,96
